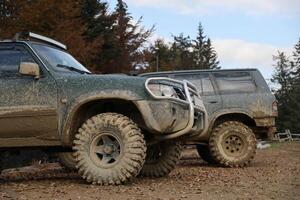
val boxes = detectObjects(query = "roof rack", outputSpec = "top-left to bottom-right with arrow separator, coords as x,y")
14,32 -> 67,50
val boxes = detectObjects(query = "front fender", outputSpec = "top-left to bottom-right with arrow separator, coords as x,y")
61,90 -> 144,145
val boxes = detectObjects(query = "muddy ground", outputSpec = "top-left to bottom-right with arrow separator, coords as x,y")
0,142 -> 299,200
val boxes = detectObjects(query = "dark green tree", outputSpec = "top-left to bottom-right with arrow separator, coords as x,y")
287,39 -> 300,132
170,33 -> 193,70
272,40 -> 300,133
146,39 -> 173,72
203,38 -> 220,69
107,0 -> 153,73
80,0 -> 113,40
272,52 -> 293,131
79,0 -> 116,72
192,23 -> 220,69
192,23 -> 206,69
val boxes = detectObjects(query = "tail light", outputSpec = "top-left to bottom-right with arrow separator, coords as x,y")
272,101 -> 278,116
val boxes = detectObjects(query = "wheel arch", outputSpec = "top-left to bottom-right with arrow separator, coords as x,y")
209,111 -> 256,132
62,96 -> 146,146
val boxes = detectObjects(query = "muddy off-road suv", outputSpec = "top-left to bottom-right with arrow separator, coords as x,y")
141,69 -> 278,167
0,33 -> 207,185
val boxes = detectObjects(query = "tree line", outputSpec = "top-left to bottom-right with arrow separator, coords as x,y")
145,23 -> 220,72
272,39 -> 300,132
0,0 -> 220,73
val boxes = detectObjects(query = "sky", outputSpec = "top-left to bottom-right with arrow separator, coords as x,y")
108,0 -> 300,80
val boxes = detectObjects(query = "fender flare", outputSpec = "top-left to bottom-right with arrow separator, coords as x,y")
210,109 -> 255,129
61,90 -> 144,145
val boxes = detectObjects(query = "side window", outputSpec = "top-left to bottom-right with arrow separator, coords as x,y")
213,71 -> 256,94
200,74 -> 214,94
0,45 -> 36,78
174,73 -> 215,95
173,74 -> 201,89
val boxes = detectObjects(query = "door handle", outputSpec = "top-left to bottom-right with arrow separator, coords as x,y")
209,101 -> 218,104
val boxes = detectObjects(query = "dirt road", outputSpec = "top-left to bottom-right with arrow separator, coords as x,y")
1,142 -> 299,200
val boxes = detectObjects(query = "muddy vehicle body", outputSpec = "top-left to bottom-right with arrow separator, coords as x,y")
141,69 -> 277,167
0,33 -> 207,184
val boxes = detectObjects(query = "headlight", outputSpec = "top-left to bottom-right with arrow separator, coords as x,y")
148,84 -> 178,98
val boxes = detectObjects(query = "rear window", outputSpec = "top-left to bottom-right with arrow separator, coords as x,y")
213,71 -> 256,93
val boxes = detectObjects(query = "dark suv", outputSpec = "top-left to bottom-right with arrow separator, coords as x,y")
141,69 -> 277,167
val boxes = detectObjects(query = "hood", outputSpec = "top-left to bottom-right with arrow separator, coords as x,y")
54,73 -> 150,101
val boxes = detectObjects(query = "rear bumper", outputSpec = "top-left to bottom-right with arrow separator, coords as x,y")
254,117 -> 276,127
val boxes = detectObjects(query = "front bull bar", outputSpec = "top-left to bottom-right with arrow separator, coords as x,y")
145,77 -> 197,140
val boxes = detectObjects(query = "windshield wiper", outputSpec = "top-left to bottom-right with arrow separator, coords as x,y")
56,64 -> 90,74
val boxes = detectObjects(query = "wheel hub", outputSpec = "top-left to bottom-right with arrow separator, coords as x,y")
90,132 -> 122,168
104,145 -> 114,154
223,134 -> 244,156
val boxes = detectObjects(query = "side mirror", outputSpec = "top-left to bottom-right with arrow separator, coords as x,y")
19,62 -> 40,79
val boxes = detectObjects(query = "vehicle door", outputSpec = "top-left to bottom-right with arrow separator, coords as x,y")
173,73 -> 222,117
0,43 -> 59,142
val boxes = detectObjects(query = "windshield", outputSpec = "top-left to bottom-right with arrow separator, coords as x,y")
31,43 -> 91,74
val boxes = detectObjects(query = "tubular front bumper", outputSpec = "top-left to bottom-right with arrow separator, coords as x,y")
142,77 -> 207,140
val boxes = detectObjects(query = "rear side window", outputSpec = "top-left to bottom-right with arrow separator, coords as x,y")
174,73 -> 215,95
213,71 -> 256,93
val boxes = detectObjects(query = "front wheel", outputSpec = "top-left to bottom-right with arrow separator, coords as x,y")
209,121 -> 257,167
73,113 -> 146,185
140,141 -> 182,178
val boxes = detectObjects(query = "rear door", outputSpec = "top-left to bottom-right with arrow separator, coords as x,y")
0,43 -> 59,144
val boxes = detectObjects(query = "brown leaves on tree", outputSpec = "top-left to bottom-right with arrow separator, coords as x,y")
0,0 -> 153,74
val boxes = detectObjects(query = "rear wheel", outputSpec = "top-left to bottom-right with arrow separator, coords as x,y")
209,121 -> 257,167
73,113 -> 146,185
196,144 -> 216,164
140,141 -> 182,178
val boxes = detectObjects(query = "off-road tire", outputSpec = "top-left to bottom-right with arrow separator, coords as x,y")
58,152 -> 77,171
209,121 -> 256,167
196,144 -> 216,164
73,113 -> 146,185
140,141 -> 182,177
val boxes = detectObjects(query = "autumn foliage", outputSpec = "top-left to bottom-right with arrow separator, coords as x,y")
0,0 -> 219,73
0,0 -> 153,73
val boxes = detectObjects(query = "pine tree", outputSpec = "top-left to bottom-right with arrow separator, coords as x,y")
79,0 -> 115,72
81,0 -> 113,40
290,38 -> 300,82
146,39 -> 173,72
272,52 -> 292,96
192,23 -> 206,69
203,38 -> 220,69
271,51 -> 292,131
108,0 -> 153,73
170,33 -> 193,70
288,39 -> 300,132
192,22 -> 220,69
